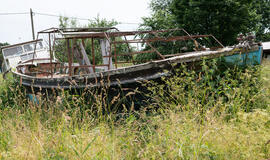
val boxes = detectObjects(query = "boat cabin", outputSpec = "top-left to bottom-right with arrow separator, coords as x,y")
1,39 -> 51,72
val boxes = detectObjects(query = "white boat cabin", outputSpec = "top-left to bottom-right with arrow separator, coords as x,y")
1,39 -> 50,71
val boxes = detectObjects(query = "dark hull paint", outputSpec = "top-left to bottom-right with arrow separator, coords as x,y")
12,47 -> 262,90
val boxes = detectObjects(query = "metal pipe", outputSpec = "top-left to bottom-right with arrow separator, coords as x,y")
67,39 -> 72,76
91,37 -> 95,72
49,33 -> 53,78
104,33 -> 112,70
122,35 -> 134,64
146,42 -> 165,59
181,29 -> 205,50
71,38 -> 76,75
114,43 -> 118,69
31,33 -> 40,64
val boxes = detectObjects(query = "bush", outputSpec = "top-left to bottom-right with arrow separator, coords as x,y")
144,59 -> 268,119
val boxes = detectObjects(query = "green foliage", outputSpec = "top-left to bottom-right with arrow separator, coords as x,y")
145,59 -> 268,119
253,0 -> 270,41
86,15 -> 118,28
0,59 -> 269,159
171,0 -> 261,45
59,16 -> 78,29
0,42 -> 9,70
143,0 -> 270,45
0,74 -> 27,109
141,0 -> 176,30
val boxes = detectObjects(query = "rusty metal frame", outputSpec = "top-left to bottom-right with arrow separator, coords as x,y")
91,37 -> 95,72
25,27 -> 225,77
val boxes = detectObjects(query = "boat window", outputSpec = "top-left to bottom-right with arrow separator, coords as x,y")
37,42 -> 43,49
24,44 -> 34,52
23,42 -> 44,52
20,53 -> 35,61
3,46 -> 23,57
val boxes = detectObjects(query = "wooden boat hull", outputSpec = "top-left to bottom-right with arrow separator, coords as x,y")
12,47 -> 262,90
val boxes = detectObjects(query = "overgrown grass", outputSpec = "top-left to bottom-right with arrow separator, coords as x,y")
145,60 -> 268,120
0,60 -> 269,159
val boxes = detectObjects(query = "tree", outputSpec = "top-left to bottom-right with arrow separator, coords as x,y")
171,0 -> 260,45
142,0 -> 270,46
141,0 -> 176,30
253,0 -> 270,41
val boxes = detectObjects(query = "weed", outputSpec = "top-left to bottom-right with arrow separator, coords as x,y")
0,60 -> 269,159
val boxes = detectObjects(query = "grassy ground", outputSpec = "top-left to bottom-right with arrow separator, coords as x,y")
0,60 -> 269,159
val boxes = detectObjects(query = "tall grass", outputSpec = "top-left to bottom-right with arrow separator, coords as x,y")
145,59 -> 268,120
0,59 -> 269,159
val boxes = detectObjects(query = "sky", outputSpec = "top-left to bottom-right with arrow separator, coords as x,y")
0,0 -> 151,44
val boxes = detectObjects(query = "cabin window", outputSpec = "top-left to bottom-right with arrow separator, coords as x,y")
24,44 -> 33,52
37,42 -> 43,50
23,42 -> 44,52
3,46 -> 23,58
20,53 -> 35,61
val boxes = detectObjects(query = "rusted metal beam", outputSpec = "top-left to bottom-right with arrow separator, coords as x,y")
67,39 -> 72,76
146,42 -> 165,59
38,27 -> 58,34
49,33 -> 53,78
114,50 -> 155,56
1,39 -> 43,50
74,64 -> 109,68
114,43 -> 118,69
32,33 -> 40,62
60,27 -> 117,33
60,29 -> 186,39
111,35 -> 212,44
103,33 -> 113,70
121,35 -> 134,64
210,35 -> 225,48
91,37 -> 95,72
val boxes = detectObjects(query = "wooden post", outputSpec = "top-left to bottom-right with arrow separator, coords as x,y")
30,8 -> 35,40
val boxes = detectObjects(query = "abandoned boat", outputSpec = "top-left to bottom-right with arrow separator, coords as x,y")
1,28 -> 262,90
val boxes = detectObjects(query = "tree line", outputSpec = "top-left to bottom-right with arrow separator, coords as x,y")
142,0 -> 270,46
